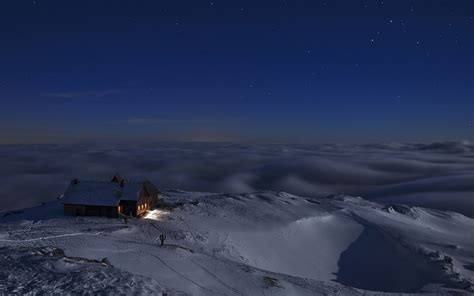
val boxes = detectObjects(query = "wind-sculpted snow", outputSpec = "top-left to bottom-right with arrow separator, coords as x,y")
0,190 -> 473,295
1,141 -> 474,216
0,246 -> 168,295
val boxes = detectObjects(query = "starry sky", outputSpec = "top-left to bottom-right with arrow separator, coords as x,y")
0,0 -> 473,144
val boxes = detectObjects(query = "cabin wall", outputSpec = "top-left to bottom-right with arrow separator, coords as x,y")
136,199 -> 147,217
64,204 -> 84,216
119,200 -> 137,217
136,191 -> 158,216
139,188 -> 160,209
64,204 -> 118,218
143,182 -> 161,208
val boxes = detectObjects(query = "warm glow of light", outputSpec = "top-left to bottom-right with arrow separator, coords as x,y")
144,209 -> 169,220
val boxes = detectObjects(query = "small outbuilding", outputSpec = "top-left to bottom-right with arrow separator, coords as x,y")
62,175 -> 160,218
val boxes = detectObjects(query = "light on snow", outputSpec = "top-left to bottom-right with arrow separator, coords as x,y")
144,209 -> 169,220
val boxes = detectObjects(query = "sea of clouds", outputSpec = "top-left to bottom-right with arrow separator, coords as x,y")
1,141 -> 474,217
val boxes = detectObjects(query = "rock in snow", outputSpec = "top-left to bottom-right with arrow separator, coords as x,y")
0,190 -> 473,295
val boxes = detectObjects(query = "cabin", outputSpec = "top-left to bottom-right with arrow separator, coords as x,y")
61,175 -> 160,218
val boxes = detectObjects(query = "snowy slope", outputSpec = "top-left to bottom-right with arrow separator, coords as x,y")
0,190 -> 473,295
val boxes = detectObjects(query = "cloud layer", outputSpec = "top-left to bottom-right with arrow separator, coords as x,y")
1,141 -> 473,216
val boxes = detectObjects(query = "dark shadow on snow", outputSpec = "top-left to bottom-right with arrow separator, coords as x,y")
333,227 -> 440,293
464,263 -> 474,271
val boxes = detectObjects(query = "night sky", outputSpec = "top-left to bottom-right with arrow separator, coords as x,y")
1,0 -> 473,144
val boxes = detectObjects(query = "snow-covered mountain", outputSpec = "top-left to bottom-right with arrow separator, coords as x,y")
1,190 -> 473,295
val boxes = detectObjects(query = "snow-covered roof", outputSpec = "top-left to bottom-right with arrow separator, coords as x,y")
62,180 -> 147,206
120,183 -> 142,201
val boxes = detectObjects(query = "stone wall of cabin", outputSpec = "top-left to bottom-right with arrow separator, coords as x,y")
118,200 -> 137,217
64,204 -> 118,218
140,185 -> 160,209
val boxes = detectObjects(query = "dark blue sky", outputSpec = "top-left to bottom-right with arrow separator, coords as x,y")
1,0 -> 473,144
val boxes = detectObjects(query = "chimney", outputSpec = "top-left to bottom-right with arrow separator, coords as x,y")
72,178 -> 79,185
111,174 -> 123,184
